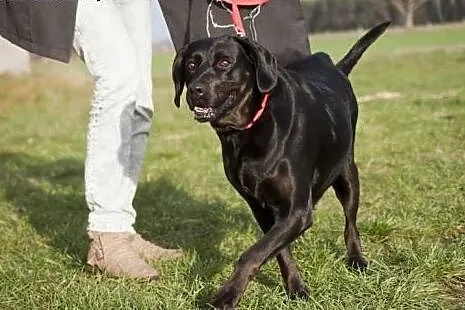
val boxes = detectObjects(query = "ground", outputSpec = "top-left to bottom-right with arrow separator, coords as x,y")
0,23 -> 464,309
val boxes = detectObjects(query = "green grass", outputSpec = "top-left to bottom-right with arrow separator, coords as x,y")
1,23 -> 465,309
311,22 -> 465,59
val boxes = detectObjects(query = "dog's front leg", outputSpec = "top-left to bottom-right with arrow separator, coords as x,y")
276,247 -> 310,299
248,202 -> 309,299
210,192 -> 312,309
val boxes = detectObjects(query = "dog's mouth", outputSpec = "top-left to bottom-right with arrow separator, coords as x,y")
192,92 -> 237,123
193,106 -> 215,122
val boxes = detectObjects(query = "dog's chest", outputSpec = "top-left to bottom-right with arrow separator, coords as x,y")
220,129 -> 299,206
236,159 -> 264,195
232,156 -> 295,206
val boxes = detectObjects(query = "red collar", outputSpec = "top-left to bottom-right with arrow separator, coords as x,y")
244,93 -> 270,129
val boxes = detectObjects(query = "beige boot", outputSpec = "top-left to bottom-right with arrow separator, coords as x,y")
131,233 -> 184,262
87,231 -> 159,281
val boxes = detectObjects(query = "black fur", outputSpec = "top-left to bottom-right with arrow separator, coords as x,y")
172,22 -> 390,309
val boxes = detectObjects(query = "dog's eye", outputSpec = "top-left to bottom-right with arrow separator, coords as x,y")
186,61 -> 197,73
216,58 -> 232,69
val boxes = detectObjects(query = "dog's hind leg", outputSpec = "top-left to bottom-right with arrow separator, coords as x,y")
249,205 -> 309,300
332,160 -> 368,270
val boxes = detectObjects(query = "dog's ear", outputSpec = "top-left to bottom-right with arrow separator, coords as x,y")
235,37 -> 278,93
172,46 -> 188,107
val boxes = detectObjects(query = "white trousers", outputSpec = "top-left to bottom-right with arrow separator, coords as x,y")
73,0 -> 153,233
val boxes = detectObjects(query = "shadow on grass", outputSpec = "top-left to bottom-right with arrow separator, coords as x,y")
0,151 -> 255,306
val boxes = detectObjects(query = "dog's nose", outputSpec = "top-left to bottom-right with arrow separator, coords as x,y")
193,86 -> 204,96
188,84 -> 205,97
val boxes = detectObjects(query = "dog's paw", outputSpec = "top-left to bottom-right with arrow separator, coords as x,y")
210,283 -> 241,310
288,279 -> 310,300
346,255 -> 368,271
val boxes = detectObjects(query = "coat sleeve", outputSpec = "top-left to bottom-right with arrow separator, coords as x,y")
0,0 -> 78,63
159,0 -> 310,66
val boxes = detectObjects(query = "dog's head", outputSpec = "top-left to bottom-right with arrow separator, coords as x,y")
172,36 -> 278,129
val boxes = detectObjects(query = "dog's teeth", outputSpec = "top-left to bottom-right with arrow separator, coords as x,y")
194,107 -> 212,113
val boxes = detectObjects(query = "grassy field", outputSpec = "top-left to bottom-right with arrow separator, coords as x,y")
0,23 -> 464,309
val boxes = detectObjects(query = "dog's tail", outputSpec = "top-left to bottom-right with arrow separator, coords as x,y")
336,21 -> 391,76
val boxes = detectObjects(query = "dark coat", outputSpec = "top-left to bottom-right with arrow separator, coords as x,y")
0,0 -> 78,63
0,0 -> 309,65
159,0 -> 310,66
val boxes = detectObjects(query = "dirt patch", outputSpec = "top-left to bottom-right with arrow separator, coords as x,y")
359,89 -> 463,103
359,91 -> 403,103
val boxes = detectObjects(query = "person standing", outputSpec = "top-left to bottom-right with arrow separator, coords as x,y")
0,0 -> 183,280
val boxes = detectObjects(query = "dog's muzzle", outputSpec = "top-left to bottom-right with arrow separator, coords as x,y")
191,92 -> 236,123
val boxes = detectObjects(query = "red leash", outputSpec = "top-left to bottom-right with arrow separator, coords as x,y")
230,1 -> 246,37
220,0 -> 271,129
225,0 -> 269,37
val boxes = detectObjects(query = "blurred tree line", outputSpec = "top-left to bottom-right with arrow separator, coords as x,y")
301,0 -> 465,32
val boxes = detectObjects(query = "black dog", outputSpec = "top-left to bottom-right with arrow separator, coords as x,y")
172,22 -> 390,309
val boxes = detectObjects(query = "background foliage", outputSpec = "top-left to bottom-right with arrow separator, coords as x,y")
302,0 -> 465,31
